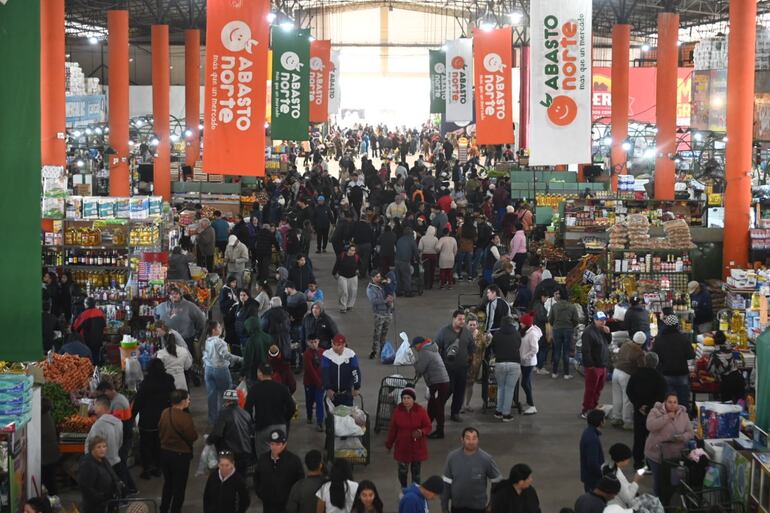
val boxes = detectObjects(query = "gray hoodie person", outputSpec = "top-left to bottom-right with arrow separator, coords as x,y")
413,340 -> 450,385
85,413 -> 123,465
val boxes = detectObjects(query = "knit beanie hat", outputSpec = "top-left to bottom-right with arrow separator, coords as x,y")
421,475 -> 444,495
632,332 -> 647,345
401,388 -> 416,400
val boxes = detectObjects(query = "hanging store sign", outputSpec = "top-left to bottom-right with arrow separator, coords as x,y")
203,0 -> 269,176
328,50 -> 341,115
473,27 -> 514,144
309,39 -> 331,123
529,0 -> 592,165
271,27 -> 310,140
429,49 -> 446,114
445,38 -> 473,122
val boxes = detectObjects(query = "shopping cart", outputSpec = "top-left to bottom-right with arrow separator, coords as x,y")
325,394 -> 370,466
374,374 -> 416,433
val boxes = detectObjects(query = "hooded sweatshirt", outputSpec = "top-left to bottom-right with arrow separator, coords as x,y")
418,226 -> 439,255
85,413 -> 123,465
413,341 -> 450,386
520,325 -> 542,367
399,483 -> 428,513
321,347 -> 361,393
241,317 -> 271,381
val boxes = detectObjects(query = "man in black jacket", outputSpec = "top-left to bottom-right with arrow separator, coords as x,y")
581,312 -> 611,417
203,452 -> 250,513
245,364 -> 296,454
254,224 -> 281,281
626,352 -> 667,469
624,296 -> 651,345
207,390 -> 254,477
288,255 -> 316,293
351,214 -> 375,278
653,313 -> 696,410
253,429 -> 304,513
312,196 -> 334,253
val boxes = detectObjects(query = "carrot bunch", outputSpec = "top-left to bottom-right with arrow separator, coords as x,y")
40,354 -> 93,392
59,414 -> 96,433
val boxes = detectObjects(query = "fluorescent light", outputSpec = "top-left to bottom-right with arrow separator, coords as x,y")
603,136 -> 613,146
308,36 -> 315,42
129,58 -> 134,62
621,141 -> 632,152
266,12 -> 277,23
128,140 -> 135,146
85,128 -> 92,135
73,130 -> 82,137
170,134 -> 179,142
710,95 -> 724,108
480,21 -> 495,32
65,53 -> 71,58
198,123 -> 204,130
150,137 -> 160,146
135,119 -> 143,127
184,129 -> 193,138
510,11 -> 523,24
280,21 -> 294,31
94,127 -> 102,135
641,43 -> 651,51
693,132 -> 703,141
88,36 -> 98,45
76,159 -> 85,168
104,126 -> 109,133
723,136 -> 728,142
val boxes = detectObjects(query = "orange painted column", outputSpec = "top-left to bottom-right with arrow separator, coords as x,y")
723,0 -> 757,276
41,0 -> 65,232
41,0 -> 65,168
654,12 -> 679,200
519,46 -> 529,150
184,29 -> 200,166
152,25 -> 170,201
610,24 -> 630,191
108,10 -> 130,196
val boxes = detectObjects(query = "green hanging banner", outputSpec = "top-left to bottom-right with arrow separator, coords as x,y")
756,328 -> 770,433
429,49 -> 446,114
271,28 -> 310,141
0,0 -> 43,361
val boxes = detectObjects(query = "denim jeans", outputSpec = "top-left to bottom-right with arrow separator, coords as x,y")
520,365 -> 535,406
495,362 -> 521,415
455,251 -> 472,277
551,328 -> 573,375
204,366 -> 232,425
664,374 -> 691,412
304,384 -> 325,426
471,248 -> 485,278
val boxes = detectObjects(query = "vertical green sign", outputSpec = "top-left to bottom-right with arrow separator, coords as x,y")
0,0 -> 43,361
271,28 -> 310,141
429,49 -> 446,114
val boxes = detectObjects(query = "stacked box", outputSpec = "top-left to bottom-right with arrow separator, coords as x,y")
85,77 -> 101,95
694,29 -> 770,70
65,62 -> 86,95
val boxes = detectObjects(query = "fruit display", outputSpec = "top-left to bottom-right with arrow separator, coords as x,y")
98,366 -> 123,391
40,353 -> 94,392
41,383 -> 77,424
59,414 -> 96,433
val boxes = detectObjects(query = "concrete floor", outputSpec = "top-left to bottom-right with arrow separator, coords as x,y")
60,238 -> 643,513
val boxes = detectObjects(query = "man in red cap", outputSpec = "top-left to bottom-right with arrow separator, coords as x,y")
321,334 -> 362,406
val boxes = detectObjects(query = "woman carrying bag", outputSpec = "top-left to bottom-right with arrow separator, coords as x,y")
77,436 -> 123,513
159,390 -> 199,513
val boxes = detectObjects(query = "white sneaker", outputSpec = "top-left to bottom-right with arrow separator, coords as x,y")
535,368 -> 549,375
523,406 -> 537,415
551,373 -> 559,379
563,374 -> 574,380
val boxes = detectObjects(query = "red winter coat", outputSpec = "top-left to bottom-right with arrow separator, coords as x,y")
385,403 -> 432,462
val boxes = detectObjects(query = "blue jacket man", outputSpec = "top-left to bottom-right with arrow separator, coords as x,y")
399,476 -> 444,513
321,335 -> 361,406
579,409 -> 606,492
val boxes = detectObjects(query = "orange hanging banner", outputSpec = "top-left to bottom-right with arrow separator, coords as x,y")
473,27 -> 514,145
309,40 -> 331,123
203,0 -> 270,176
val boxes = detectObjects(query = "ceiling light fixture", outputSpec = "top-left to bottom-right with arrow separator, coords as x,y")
621,141 -> 632,152
88,36 -> 98,45
280,21 -> 294,31
480,21 -> 495,32
641,43 -> 651,51
266,12 -> 277,23
510,11 -> 523,24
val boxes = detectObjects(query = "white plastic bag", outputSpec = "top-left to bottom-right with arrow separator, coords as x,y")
334,415 -> 365,437
124,357 -> 144,390
195,440 -> 218,476
394,333 -> 415,366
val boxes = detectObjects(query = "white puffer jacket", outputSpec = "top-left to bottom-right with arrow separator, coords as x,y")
520,325 -> 542,367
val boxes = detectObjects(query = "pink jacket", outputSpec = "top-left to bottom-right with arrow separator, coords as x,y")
509,230 -> 527,256
644,402 -> 693,463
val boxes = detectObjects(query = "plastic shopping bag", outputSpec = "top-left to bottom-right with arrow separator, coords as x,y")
394,333 -> 415,366
380,341 -> 395,365
195,439 -> 219,476
124,357 -> 144,390
236,380 -> 248,409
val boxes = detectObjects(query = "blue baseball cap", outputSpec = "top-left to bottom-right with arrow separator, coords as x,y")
594,311 -> 608,321
317,195 -> 325,202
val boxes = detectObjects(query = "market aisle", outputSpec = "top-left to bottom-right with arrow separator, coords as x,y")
59,249 -> 632,513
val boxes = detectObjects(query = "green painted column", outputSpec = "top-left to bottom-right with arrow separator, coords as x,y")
0,0 -> 43,361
